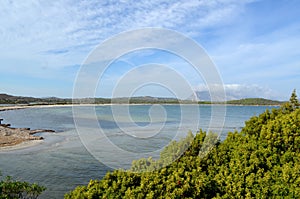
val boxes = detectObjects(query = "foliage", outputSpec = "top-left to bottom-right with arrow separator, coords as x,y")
0,94 -> 189,105
65,100 -> 300,198
226,98 -> 283,105
0,174 -> 46,199
289,89 -> 299,109
1,93 -> 288,106
0,93 -> 73,105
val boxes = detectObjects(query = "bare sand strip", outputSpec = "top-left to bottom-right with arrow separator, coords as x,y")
0,106 -> 26,112
0,104 -> 114,112
0,103 -> 178,112
0,140 -> 44,151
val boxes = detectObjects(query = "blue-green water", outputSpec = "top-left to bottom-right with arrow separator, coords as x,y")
0,105 -> 276,198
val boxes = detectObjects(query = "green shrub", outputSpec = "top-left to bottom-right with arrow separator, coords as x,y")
65,103 -> 300,198
0,174 -> 46,199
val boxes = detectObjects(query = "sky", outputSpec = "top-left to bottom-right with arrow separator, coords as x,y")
0,0 -> 299,100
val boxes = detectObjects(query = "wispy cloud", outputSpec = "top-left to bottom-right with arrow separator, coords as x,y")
43,49 -> 69,55
0,0 -> 254,64
0,0 -> 299,99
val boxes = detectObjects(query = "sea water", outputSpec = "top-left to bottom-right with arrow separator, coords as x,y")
0,105 -> 276,198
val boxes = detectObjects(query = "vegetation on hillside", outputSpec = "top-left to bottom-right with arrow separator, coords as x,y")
0,93 -> 288,105
226,98 -> 283,105
0,94 -> 184,105
0,94 -> 72,105
65,91 -> 300,198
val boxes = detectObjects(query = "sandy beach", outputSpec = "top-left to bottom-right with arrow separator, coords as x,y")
0,104 -> 114,112
0,105 -> 26,112
0,139 -> 44,151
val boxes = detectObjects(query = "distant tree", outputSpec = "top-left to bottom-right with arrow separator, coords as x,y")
289,89 -> 299,109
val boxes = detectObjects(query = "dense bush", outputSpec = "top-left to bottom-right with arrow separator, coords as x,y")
0,174 -> 46,199
65,102 -> 300,198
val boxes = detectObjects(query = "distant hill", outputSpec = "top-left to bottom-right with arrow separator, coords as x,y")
0,93 -> 72,105
226,98 -> 284,105
0,94 -> 284,105
193,90 -> 284,102
0,94 -> 190,105
192,90 -> 284,105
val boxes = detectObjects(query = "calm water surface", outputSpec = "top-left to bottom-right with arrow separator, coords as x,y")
0,105 -> 276,198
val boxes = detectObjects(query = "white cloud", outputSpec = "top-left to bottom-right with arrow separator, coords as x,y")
194,84 -> 281,100
0,0 -> 256,96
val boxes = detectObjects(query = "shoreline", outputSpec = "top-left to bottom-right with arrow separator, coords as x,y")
0,124 -> 55,150
0,140 -> 44,152
0,105 -> 26,112
0,103 -> 281,112
0,103 -> 279,151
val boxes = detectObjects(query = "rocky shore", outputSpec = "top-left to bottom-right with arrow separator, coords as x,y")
0,125 -> 55,148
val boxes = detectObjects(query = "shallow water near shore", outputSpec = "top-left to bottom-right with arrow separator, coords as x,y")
0,105 -> 276,198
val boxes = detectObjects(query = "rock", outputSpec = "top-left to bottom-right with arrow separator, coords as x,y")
0,125 -> 55,147
29,136 -> 44,140
20,128 -> 31,130
0,124 -> 11,127
29,129 -> 55,135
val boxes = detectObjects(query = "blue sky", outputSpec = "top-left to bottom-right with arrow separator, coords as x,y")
0,0 -> 299,100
